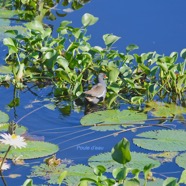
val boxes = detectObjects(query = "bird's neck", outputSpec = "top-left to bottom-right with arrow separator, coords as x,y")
99,78 -> 107,87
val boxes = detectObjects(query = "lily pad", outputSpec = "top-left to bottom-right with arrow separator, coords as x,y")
133,130 -> 186,151
0,111 -> 9,123
88,151 -> 160,172
175,152 -> 186,169
80,109 -> 147,126
145,101 -> 186,117
0,123 -> 27,135
0,141 -> 59,159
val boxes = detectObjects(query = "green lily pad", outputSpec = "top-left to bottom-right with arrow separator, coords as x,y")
80,110 -> 147,126
145,101 -> 186,117
0,123 -> 27,135
0,111 -> 9,123
88,151 -> 160,172
133,130 -> 186,151
175,152 -> 186,169
0,141 -> 59,159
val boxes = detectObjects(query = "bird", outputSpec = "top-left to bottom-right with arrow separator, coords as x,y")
84,73 -> 107,104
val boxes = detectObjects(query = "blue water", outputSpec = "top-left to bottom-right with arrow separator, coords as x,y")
1,0 -> 186,185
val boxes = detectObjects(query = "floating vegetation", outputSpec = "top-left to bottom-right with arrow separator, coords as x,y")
81,109 -> 147,126
133,130 -> 186,151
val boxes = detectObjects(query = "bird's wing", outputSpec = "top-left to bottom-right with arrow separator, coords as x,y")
84,83 -> 105,97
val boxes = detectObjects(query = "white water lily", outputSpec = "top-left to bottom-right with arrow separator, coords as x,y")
0,162 -> 10,171
0,133 -> 27,149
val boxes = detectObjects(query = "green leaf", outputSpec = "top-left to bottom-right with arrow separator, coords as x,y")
112,167 -> 128,180
143,164 -> 155,180
163,177 -> 177,186
179,170 -> 186,184
82,13 -> 99,27
3,38 -> 18,54
180,48 -> 186,59
125,178 -> 140,186
93,165 -> 106,176
89,152 -> 160,172
126,44 -> 139,53
145,101 -> 186,117
0,123 -> 27,135
111,138 -> 131,165
176,152 -> 186,169
0,141 -> 59,159
57,171 -> 68,185
80,109 -> 147,126
0,65 -> 13,74
133,130 -> 186,151
103,34 -> 120,48
22,179 -> 33,186
109,67 -> 119,83
0,111 -> 9,123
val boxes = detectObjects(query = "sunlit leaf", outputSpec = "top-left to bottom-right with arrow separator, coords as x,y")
111,138 -> 131,165
145,101 -> 186,117
82,13 -> 98,27
133,130 -> 186,151
88,152 -> 160,172
103,34 -> 120,48
80,109 -> 147,126
175,152 -> 186,169
0,111 -> 9,123
0,141 -> 59,159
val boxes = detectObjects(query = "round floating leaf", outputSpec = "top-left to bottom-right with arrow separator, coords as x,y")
90,125 -> 122,131
0,111 -> 9,123
176,152 -> 186,169
81,110 -> 147,126
145,101 -> 186,117
88,151 -> 160,172
0,141 -> 59,159
0,123 -> 27,135
133,130 -> 186,151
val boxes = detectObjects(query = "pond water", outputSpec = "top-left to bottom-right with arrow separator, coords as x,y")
1,0 -> 186,185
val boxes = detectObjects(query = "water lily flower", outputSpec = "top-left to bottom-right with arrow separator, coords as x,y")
0,133 -> 27,149
0,161 -> 10,171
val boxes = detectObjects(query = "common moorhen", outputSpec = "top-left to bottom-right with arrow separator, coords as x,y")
84,73 -> 107,104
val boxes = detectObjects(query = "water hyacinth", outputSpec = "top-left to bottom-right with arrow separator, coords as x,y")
0,133 -> 27,149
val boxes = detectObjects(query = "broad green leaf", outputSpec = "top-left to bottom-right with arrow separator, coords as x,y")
0,123 -> 27,135
111,138 -> 131,165
57,171 -> 68,185
3,38 -> 18,54
112,167 -> 128,180
133,130 -> 186,151
0,65 -> 13,74
0,141 -> 59,159
126,44 -> 139,53
103,34 -> 120,48
82,13 -> 99,27
176,152 -> 186,169
163,177 -> 177,186
80,109 -> 147,126
125,178 -> 140,186
0,111 -> 9,123
88,152 -> 160,172
145,101 -> 186,117
22,179 -> 33,186
109,67 -> 119,83
179,170 -> 186,184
